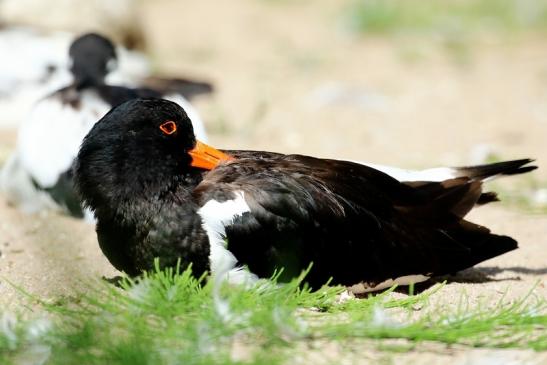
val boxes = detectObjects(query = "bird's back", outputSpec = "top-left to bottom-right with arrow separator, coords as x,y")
197,153 -> 520,289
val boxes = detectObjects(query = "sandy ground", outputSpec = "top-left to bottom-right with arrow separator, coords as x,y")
0,0 -> 546,363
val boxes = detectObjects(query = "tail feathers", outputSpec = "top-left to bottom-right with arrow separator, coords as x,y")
446,158 -> 536,207
385,220 -> 518,281
455,159 -> 537,181
404,178 -> 483,222
430,179 -> 482,219
436,221 -> 518,275
476,191 -> 499,205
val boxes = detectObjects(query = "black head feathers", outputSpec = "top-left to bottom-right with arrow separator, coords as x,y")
69,33 -> 117,87
75,98 -> 198,213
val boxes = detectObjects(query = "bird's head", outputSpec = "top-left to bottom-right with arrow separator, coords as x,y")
69,33 -> 117,87
75,98 -> 232,215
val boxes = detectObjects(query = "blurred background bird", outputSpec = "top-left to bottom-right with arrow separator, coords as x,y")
0,31 -> 213,218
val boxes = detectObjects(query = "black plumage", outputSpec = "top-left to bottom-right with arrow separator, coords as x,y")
75,98 -> 537,289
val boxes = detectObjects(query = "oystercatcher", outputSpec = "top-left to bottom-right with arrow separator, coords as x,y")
1,33 -> 211,218
75,98 -> 537,291
0,27 -> 158,128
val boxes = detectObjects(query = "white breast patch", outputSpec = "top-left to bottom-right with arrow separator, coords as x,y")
197,191 -> 258,285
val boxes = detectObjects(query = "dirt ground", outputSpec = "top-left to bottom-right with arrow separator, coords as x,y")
0,0 -> 546,363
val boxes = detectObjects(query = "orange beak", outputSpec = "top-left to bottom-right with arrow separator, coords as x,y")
189,140 -> 234,170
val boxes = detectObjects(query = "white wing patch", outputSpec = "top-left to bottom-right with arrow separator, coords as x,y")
197,191 -> 258,285
353,161 -> 457,182
164,93 -> 208,143
17,90 -> 110,188
349,274 -> 430,294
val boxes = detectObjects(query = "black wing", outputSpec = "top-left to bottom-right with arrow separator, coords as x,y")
140,76 -> 213,100
194,153 -> 516,288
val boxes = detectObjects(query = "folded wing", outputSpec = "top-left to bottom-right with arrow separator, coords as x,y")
193,154 -> 519,289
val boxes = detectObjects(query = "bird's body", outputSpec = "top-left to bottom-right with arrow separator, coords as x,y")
1,33 -> 211,218
75,99 -> 537,291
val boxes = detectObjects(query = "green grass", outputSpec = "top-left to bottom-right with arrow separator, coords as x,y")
1,263 -> 546,365
347,0 -> 547,35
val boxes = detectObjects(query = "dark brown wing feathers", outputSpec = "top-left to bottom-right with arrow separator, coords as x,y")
192,153 -> 521,287
454,158 -> 536,180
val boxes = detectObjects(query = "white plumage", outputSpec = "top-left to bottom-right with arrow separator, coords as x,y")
197,192 -> 258,286
356,162 -> 456,182
18,92 -> 110,188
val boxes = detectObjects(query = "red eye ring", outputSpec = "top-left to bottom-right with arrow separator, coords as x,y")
159,121 -> 177,135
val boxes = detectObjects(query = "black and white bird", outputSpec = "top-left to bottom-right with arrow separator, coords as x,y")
1,33 -> 211,218
0,27 -> 154,128
74,98 -> 537,292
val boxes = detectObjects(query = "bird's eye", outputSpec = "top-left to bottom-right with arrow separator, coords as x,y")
159,121 -> 177,135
